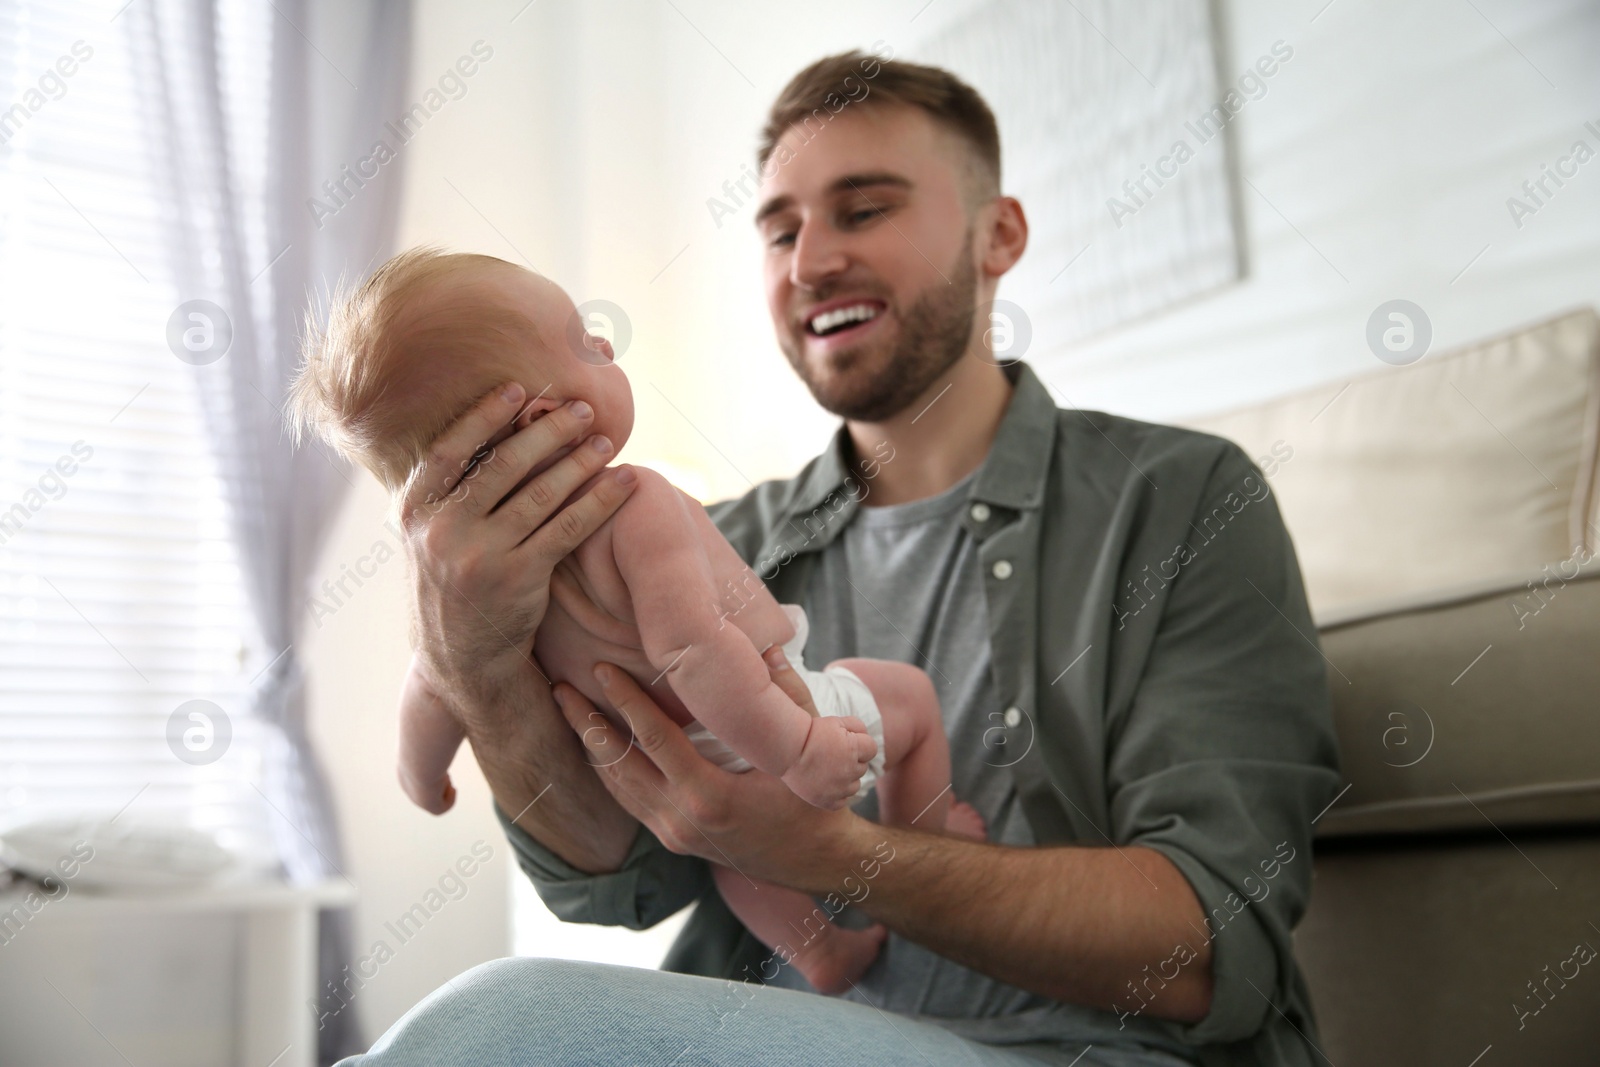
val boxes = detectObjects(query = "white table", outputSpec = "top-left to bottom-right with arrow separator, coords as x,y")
0,879 -> 355,1067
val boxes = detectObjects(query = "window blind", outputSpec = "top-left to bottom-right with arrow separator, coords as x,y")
0,0 -> 278,867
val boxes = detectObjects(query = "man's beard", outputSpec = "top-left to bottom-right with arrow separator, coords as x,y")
780,230 -> 977,422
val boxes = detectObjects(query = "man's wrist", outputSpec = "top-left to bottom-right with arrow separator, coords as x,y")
419,645 -> 531,728
781,808 -> 923,897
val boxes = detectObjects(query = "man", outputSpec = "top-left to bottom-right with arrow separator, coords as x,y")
347,53 -> 1340,1067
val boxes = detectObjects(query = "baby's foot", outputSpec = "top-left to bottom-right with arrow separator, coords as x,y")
944,799 -> 987,840
792,921 -> 888,995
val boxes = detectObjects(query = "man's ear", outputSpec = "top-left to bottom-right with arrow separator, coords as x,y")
980,195 -> 1029,280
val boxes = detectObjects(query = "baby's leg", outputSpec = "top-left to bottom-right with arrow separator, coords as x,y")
397,655 -> 467,814
829,659 -> 984,839
711,863 -> 885,995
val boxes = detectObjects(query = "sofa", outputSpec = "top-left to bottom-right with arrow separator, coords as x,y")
1182,305 -> 1600,1065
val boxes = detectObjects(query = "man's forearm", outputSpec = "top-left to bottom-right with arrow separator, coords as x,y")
820,818 -> 1214,1023
463,667 -> 639,874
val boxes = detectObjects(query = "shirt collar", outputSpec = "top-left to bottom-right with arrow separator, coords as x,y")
785,359 -> 1058,522
970,359 -> 1057,511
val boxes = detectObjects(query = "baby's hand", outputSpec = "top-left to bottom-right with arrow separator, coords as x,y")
399,763 -> 457,815
781,715 -> 877,810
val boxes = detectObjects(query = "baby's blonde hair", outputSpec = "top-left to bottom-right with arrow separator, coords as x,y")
289,247 -> 544,490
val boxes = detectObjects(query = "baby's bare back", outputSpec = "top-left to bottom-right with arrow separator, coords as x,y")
533,469 -> 794,727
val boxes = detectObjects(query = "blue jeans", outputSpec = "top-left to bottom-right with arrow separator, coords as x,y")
339,958 -> 1194,1067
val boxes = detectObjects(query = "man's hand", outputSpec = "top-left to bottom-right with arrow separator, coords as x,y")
398,381 -> 641,873
550,648 -> 870,893
399,382 -> 633,724
554,647 -> 1213,1022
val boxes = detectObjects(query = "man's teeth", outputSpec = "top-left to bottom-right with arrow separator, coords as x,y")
809,304 -> 879,336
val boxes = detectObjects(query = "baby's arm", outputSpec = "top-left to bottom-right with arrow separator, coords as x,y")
396,654 -> 466,814
614,473 -> 875,809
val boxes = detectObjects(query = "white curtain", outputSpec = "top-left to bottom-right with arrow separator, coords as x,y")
129,1 -> 411,1060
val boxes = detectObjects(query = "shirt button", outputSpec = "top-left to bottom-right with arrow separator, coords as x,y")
1003,706 -> 1023,727
969,503 -> 991,523
992,560 -> 1014,580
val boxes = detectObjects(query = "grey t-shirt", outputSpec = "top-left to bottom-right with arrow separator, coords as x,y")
768,467 -> 1158,1054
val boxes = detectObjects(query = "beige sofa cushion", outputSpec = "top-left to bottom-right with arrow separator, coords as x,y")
1184,306 -> 1600,620
1295,838 -> 1600,1067
1316,568 -> 1600,837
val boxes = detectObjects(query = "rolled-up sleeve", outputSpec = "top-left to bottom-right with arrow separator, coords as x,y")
495,805 -> 713,930
1105,447 -> 1342,1045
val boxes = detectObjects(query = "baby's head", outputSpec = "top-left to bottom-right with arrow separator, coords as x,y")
290,248 -> 633,491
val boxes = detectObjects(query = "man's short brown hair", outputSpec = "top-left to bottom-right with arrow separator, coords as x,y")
757,49 -> 1001,204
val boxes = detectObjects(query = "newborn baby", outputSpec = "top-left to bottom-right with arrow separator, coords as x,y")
290,249 -> 981,992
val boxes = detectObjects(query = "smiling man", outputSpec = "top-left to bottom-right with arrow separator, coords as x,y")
344,52 -> 1340,1067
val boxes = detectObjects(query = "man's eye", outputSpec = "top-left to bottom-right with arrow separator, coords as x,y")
768,231 -> 796,248
845,206 -> 883,226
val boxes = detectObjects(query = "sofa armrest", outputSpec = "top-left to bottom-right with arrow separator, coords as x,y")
1316,567 -> 1600,837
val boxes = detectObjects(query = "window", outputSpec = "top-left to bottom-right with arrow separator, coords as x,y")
0,0 -> 277,866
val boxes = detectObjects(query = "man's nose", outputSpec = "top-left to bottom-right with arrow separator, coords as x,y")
789,220 -> 849,291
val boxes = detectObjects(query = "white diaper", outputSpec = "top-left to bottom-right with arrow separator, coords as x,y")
680,603 -> 886,801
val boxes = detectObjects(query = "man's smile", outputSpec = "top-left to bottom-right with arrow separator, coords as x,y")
801,297 -> 889,350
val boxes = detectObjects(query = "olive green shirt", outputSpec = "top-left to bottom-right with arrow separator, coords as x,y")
497,360 -> 1341,1066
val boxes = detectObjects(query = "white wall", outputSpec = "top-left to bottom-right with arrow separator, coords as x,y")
304,475 -> 514,1043
304,0 -> 1600,1038
1070,0 -> 1600,421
